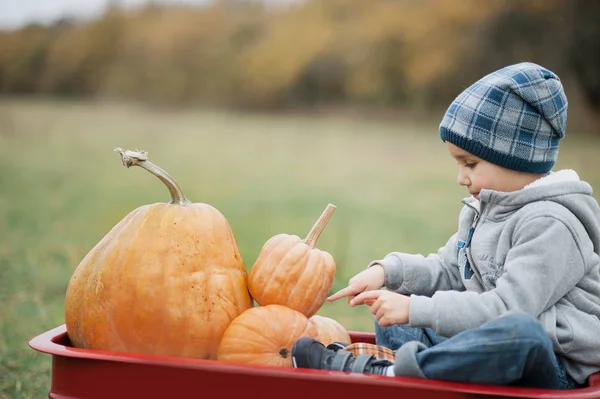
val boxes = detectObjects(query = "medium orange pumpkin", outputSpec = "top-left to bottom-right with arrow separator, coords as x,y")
64,148 -> 252,360
217,304 -> 318,367
309,314 -> 351,346
247,204 -> 337,318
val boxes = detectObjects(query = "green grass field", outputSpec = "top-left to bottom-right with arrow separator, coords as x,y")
1,98 -> 599,398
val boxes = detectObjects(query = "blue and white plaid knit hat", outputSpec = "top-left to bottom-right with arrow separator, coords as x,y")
439,62 -> 568,173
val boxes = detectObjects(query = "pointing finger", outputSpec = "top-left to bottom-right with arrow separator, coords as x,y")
327,286 -> 360,302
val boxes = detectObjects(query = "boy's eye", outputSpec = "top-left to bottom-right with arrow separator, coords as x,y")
465,162 -> 476,168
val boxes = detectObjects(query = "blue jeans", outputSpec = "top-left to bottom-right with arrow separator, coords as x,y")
375,312 -> 579,389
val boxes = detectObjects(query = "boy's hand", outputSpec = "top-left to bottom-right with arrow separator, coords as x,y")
326,265 -> 385,304
350,290 -> 410,327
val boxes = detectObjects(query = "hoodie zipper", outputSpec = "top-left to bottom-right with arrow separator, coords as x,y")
461,200 -> 484,285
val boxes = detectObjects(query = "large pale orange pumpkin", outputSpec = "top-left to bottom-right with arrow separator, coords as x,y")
309,314 -> 351,346
247,204 -> 337,318
64,148 -> 252,360
217,304 -> 318,367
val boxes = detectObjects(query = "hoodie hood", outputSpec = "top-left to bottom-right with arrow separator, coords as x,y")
476,169 -> 600,253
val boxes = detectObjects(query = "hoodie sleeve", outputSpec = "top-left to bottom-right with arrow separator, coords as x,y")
409,214 -> 589,337
367,231 -> 465,296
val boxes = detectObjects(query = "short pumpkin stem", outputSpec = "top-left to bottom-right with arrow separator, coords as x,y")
304,203 -> 337,248
279,348 -> 289,358
114,147 -> 191,206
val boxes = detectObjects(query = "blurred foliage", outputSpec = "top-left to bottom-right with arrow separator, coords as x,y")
0,0 -> 599,121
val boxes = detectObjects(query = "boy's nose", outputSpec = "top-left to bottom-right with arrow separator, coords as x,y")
457,170 -> 470,186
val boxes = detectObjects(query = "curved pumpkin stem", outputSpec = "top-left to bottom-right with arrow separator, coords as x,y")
304,203 -> 337,248
114,147 -> 191,206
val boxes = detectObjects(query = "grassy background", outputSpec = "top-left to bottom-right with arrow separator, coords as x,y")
1,98 -> 599,398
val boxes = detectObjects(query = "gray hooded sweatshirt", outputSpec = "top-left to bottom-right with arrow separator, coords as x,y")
370,170 -> 600,384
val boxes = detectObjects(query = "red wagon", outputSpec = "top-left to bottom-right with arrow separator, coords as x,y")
29,324 -> 600,399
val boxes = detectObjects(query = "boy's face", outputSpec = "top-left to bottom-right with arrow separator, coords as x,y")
444,142 -> 543,199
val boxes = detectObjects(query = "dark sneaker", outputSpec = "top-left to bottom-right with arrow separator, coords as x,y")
292,337 -> 393,375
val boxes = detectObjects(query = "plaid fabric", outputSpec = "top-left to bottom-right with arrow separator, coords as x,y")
439,62 -> 568,173
344,342 -> 396,363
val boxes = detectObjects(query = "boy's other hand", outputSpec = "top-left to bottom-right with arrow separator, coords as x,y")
326,265 -> 385,304
349,290 -> 410,326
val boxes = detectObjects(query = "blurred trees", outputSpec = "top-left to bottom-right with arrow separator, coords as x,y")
0,0 -> 599,124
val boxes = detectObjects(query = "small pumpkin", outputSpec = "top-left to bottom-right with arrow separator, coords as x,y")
309,314 -> 351,346
217,304 -> 318,367
248,204 -> 337,318
64,148 -> 252,360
